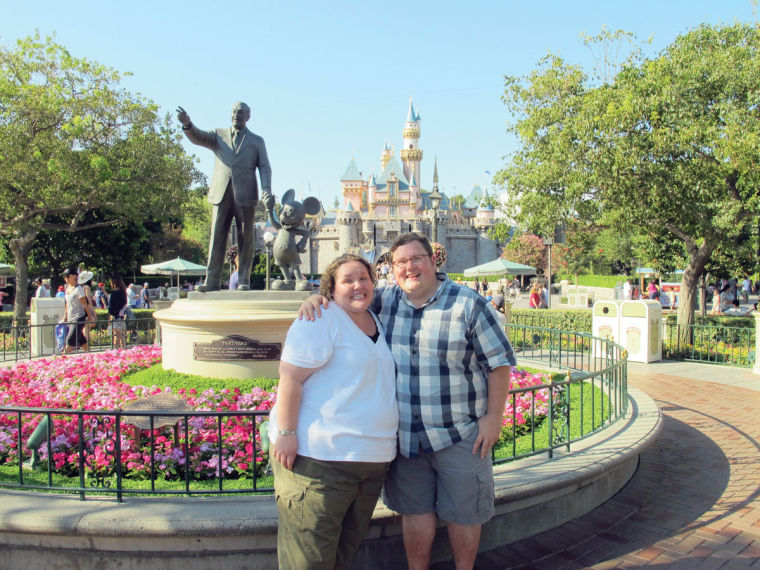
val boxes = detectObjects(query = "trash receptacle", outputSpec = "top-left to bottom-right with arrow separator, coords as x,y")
620,300 -> 662,363
592,300 -> 622,359
30,297 -> 65,356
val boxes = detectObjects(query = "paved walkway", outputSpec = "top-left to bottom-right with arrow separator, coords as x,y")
433,362 -> 760,569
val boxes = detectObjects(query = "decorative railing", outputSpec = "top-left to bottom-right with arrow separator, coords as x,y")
0,407 -> 272,501
496,324 -> 628,463
0,324 -> 628,501
662,322 -> 754,367
0,317 -> 157,362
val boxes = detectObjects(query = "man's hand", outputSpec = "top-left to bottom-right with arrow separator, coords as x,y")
297,294 -> 330,321
176,106 -> 191,128
272,435 -> 298,470
262,192 -> 275,211
473,414 -> 502,459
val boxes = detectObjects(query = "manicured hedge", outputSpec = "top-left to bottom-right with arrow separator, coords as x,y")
556,274 -> 626,288
510,309 -> 592,334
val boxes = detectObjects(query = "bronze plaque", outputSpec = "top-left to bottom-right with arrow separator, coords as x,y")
121,394 -> 192,430
193,334 -> 281,361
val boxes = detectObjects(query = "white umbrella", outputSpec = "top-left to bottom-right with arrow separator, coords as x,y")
463,258 -> 536,277
140,257 -> 207,289
0,263 -> 14,277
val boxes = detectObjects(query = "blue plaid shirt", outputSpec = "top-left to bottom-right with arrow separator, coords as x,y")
373,275 -> 516,458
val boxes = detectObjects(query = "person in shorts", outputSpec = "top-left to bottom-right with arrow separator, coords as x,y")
301,233 -> 515,569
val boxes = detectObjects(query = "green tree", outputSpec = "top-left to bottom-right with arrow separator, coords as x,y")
497,23 -> 760,341
179,186 -> 212,258
0,33 -> 199,319
449,193 -> 466,211
501,233 -> 546,272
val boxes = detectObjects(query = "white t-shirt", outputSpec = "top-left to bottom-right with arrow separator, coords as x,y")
269,304 -> 398,463
35,285 -> 50,298
65,285 -> 86,319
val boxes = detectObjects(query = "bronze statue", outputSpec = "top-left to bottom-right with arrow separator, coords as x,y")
267,189 -> 321,290
177,102 -> 274,291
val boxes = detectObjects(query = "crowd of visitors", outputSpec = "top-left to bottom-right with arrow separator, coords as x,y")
37,269 -> 160,353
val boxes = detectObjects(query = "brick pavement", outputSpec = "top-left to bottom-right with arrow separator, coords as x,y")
432,369 -> 760,569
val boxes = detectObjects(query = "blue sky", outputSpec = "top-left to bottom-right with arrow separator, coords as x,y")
1,0 -> 756,208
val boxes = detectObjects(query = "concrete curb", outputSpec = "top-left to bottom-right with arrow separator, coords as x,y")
0,388 -> 661,569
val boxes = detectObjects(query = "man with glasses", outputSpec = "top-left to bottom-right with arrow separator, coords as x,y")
301,232 -> 515,569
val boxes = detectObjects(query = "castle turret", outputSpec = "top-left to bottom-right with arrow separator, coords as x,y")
336,202 -> 361,254
400,98 -> 423,192
380,144 -> 391,171
340,158 -> 363,212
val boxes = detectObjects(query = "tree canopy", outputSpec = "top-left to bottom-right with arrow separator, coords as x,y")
0,33 -> 200,317
497,23 -> 760,334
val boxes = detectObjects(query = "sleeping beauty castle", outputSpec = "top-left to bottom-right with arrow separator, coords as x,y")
261,99 -> 500,273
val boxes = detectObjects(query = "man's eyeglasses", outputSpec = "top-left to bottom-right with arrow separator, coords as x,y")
392,254 -> 429,268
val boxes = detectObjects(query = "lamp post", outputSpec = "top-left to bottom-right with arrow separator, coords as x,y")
428,188 -> 443,243
263,232 -> 274,291
542,237 -> 554,309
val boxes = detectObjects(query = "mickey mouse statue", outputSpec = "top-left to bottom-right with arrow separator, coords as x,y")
266,188 -> 321,290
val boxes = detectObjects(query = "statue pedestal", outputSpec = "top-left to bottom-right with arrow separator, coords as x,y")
153,291 -> 313,380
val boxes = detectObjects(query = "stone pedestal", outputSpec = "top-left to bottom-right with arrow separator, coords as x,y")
153,291 -> 313,380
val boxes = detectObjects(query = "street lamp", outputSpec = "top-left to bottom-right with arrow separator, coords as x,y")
542,237 -> 554,310
428,188 -> 443,243
263,232 -> 275,291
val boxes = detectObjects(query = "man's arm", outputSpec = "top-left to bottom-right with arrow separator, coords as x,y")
297,294 -> 330,321
473,365 -> 511,459
176,106 -> 217,149
257,138 -> 272,195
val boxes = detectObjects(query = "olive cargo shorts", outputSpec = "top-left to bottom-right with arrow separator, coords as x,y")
272,455 -> 389,570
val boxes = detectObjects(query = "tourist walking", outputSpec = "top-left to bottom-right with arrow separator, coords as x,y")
529,284 -> 541,309
93,282 -> 108,310
270,254 -> 398,570
108,277 -> 128,349
140,283 -> 153,308
61,268 -> 96,353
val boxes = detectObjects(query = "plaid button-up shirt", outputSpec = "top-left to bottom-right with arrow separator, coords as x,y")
373,275 -> 516,458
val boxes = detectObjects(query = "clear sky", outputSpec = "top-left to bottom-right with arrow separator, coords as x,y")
1,0 -> 756,208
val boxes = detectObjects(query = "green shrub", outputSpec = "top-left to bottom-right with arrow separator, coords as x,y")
556,274 -> 625,288
510,309 -> 592,334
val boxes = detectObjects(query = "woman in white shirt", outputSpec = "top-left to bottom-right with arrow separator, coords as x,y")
61,268 -> 96,353
269,253 -> 398,570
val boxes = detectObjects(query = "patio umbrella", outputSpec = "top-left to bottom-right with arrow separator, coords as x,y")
463,258 -> 536,277
140,257 -> 207,289
0,263 -> 14,277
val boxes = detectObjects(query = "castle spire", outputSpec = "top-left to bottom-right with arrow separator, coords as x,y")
406,97 -> 416,123
433,156 -> 439,187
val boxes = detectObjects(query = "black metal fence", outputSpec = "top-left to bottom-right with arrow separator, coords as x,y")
0,317 -> 157,362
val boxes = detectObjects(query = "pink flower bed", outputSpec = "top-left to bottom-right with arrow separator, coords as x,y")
0,347 -> 553,482
505,369 -> 556,433
0,346 -> 275,481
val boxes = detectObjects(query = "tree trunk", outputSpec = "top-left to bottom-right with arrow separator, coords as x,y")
9,231 -> 37,326
676,246 -> 714,346
699,272 -> 708,318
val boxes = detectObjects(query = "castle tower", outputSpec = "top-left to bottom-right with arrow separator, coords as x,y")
400,98 -> 423,201
368,172 -> 377,216
340,158 -> 363,211
336,202 -> 361,254
380,144 -> 391,171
